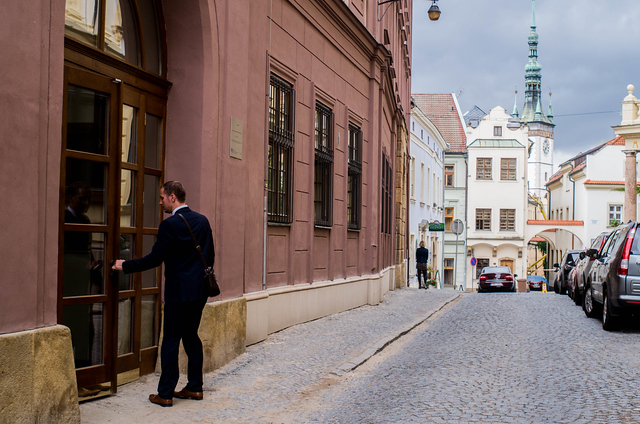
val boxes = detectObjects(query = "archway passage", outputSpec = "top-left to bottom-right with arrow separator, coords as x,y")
60,0 -> 169,396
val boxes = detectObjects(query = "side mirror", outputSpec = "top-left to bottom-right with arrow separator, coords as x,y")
514,274 -> 518,278
579,252 -> 585,260
553,263 -> 560,268
586,248 -> 598,259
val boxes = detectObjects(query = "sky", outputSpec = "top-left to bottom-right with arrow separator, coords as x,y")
411,0 -> 640,170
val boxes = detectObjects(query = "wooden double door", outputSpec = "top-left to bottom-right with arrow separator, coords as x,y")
59,64 -> 166,395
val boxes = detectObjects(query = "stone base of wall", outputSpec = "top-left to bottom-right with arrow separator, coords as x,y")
0,325 -> 80,424
157,297 -> 247,374
245,268 -> 395,346
395,260 -> 407,289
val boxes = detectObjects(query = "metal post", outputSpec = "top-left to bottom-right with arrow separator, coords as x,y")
454,231 -> 459,290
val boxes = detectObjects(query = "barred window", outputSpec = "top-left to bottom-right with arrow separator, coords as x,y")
476,208 -> 491,231
500,209 -> 515,231
381,156 -> 392,234
267,75 -> 294,223
493,126 -> 502,136
314,102 -> 333,227
347,124 -> 362,230
500,158 -> 516,180
476,158 -> 492,180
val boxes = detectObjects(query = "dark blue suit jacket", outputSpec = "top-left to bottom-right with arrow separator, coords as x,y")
122,207 -> 215,302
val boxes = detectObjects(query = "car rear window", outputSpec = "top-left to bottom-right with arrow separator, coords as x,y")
483,267 -> 511,274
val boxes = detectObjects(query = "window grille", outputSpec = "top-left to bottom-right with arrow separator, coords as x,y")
314,102 -> 333,226
347,124 -> 362,230
267,75 -> 294,223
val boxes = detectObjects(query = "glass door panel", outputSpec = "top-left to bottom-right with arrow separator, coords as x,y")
140,294 -> 157,349
63,232 -> 106,297
144,114 -> 162,169
64,160 -> 109,226
66,85 -> 110,155
117,234 -> 135,291
119,169 -> 136,227
143,174 -> 160,227
117,298 -> 134,355
121,104 -> 138,163
63,302 -> 106,368
141,234 -> 157,288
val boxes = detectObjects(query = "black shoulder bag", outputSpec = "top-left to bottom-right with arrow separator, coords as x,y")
177,213 -> 220,297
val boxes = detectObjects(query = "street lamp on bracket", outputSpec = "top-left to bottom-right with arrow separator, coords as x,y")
377,0 -> 442,21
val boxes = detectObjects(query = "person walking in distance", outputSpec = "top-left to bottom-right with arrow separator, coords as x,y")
416,241 -> 429,289
112,181 -> 214,407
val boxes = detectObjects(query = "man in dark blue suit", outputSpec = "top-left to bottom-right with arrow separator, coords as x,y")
113,181 -> 214,407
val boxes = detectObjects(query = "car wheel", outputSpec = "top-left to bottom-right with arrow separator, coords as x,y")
559,280 -> 567,295
573,288 -> 582,306
602,291 -> 618,331
583,286 -> 598,318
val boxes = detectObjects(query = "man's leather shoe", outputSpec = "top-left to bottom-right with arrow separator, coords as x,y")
173,387 -> 204,400
149,394 -> 173,407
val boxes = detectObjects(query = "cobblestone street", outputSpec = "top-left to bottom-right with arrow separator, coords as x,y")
80,290 -> 640,423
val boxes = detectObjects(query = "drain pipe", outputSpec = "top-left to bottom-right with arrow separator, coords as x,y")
568,164 -> 575,249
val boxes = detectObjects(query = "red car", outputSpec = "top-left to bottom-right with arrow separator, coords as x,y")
478,266 -> 516,292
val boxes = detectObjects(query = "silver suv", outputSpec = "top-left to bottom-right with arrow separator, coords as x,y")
584,222 -> 640,330
573,231 -> 609,306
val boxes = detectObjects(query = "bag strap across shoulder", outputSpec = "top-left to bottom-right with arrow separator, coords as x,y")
177,213 -> 213,274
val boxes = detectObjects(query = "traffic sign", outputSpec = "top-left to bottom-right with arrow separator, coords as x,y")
470,257 -> 477,267
451,219 -> 464,235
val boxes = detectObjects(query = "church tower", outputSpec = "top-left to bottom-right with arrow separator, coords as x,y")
515,0 -> 555,199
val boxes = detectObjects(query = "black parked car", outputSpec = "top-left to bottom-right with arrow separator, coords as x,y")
553,250 -> 581,295
584,222 -> 640,330
573,231 -> 610,306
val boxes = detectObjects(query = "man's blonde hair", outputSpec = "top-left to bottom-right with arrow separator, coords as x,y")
419,240 -> 425,248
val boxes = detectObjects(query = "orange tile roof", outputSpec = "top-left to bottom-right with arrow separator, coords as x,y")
530,236 -> 546,242
583,180 -> 633,185
527,220 -> 584,226
412,94 -> 467,153
546,170 -> 563,185
565,136 -> 626,164
606,136 -> 625,146
569,163 -> 586,174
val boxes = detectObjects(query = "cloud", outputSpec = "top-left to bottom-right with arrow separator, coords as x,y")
412,0 -> 640,169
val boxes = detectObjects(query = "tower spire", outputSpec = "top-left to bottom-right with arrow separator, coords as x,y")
520,0 -> 550,125
512,85 -> 519,117
532,0 -> 536,29
547,89 -> 554,122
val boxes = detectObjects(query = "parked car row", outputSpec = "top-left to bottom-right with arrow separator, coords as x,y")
556,222 -> 640,331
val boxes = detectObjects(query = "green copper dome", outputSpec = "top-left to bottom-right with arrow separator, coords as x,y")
519,0 -> 553,126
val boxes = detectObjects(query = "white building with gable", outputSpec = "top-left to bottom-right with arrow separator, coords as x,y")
546,136 -> 631,266
465,106 -> 530,289
408,99 -> 448,287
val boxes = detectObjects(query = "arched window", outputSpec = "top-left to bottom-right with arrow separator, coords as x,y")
65,0 -> 164,76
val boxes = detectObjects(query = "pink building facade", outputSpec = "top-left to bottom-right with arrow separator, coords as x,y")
0,0 -> 412,420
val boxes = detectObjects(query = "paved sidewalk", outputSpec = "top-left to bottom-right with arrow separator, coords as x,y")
80,287 -> 461,423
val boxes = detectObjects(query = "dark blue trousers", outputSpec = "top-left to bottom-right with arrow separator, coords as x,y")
157,299 -> 207,399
